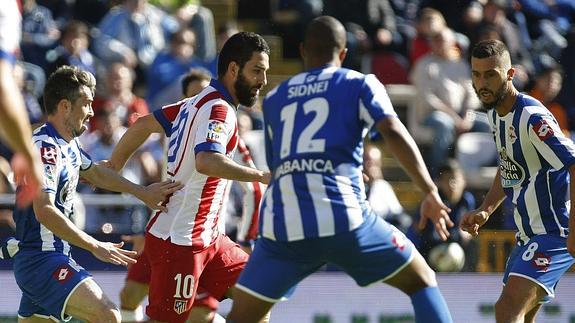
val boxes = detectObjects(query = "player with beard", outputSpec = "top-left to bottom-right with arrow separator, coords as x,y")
108,32 -> 271,322
10,65 -> 183,322
461,39 -> 575,323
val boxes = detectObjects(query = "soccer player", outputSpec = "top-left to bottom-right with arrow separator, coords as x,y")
109,32 -> 270,322
460,39 -> 575,323
117,68 -> 263,323
0,0 -> 42,207
11,65 -> 183,322
227,16 -> 454,323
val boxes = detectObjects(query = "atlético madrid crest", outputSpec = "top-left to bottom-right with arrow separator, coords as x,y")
174,299 -> 188,315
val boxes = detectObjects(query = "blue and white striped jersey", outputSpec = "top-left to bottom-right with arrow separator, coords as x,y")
489,93 -> 575,244
261,65 -> 397,242
14,123 -> 92,254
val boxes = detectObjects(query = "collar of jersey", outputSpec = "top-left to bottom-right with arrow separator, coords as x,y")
44,122 -> 68,143
209,79 -> 235,107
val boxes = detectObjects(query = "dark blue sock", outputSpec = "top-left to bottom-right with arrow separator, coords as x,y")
410,286 -> 453,323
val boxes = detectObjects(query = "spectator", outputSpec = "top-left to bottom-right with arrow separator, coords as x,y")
172,2 -> 217,63
21,0 -> 61,70
410,27 -> 489,178
93,0 -> 178,85
528,58 -> 569,137
409,7 -> 447,66
408,159 -> 476,271
92,62 -> 150,130
364,143 -> 412,232
146,28 -> 208,109
46,20 -> 97,76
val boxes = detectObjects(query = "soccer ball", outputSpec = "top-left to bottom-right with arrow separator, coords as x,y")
427,242 -> 465,272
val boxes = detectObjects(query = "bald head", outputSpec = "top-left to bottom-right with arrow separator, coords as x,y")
303,16 -> 346,66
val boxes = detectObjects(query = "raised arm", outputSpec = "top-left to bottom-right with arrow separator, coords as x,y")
109,113 -> 163,171
376,116 -> 453,240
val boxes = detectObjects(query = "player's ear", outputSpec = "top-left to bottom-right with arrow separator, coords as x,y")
228,61 -> 239,79
507,67 -> 515,81
339,47 -> 348,64
57,99 -> 71,114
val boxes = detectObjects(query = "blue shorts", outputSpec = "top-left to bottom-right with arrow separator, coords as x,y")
13,250 -> 92,321
236,213 -> 414,302
503,234 -> 574,303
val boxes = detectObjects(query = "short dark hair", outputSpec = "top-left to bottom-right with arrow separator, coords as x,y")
217,31 -> 270,78
43,65 -> 96,115
181,68 -> 211,96
471,39 -> 509,60
438,159 -> 462,177
303,16 -> 346,62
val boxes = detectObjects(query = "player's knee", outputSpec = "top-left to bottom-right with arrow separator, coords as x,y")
495,296 -> 521,321
119,287 -> 140,310
94,307 -> 122,323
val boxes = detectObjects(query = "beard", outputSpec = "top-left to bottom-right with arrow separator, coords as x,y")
474,82 -> 507,111
235,71 -> 259,107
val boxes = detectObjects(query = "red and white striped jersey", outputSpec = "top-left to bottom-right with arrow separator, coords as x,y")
148,79 -> 239,249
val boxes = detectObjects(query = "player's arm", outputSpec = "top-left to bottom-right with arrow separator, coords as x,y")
460,168 -> 506,236
80,164 -> 182,212
109,113 -> 164,171
196,151 -> 270,184
0,59 -> 41,206
375,116 -> 453,240
33,191 -> 137,265
567,164 -> 575,257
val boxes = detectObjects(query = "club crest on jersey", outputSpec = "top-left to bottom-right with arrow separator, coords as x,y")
533,118 -> 554,141
206,120 -> 225,142
498,147 -> 525,188
508,126 -> 517,144
174,299 -> 188,315
41,146 -> 57,165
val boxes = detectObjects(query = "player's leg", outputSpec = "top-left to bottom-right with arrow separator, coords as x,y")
524,303 -> 542,323
188,290 -> 223,323
119,280 -> 148,321
145,234 -> 205,323
18,316 -> 53,323
384,250 -> 452,323
120,250 -> 151,321
332,214 -> 452,323
228,237 -> 324,323
64,278 -> 121,323
497,235 -> 575,323
494,276 -> 545,323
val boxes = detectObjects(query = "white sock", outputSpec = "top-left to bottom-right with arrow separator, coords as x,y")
212,313 -> 226,323
120,305 -> 145,322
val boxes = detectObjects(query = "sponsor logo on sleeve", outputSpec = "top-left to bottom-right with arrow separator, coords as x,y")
41,146 -> 58,165
533,119 -> 554,141
206,120 -> 226,142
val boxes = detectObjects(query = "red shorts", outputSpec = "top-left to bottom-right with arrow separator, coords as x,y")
125,246 -> 220,311
145,233 -> 248,322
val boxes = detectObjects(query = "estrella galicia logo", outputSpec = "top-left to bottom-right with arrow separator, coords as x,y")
499,147 -> 525,187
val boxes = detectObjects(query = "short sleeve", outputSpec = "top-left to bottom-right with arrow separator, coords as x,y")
193,104 -> 235,155
528,113 -> 575,170
37,142 -> 60,194
358,74 -> 398,129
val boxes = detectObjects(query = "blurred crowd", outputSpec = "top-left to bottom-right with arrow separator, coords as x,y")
0,0 -> 574,272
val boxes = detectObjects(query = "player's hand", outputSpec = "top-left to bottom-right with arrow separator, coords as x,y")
260,171 -> 271,185
98,159 -> 119,171
460,209 -> 490,236
92,241 -> 137,266
138,180 -> 184,212
11,152 -> 41,208
121,234 -> 146,255
418,190 -> 453,241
